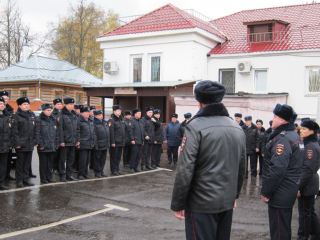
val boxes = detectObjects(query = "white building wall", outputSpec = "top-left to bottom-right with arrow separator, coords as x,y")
100,31 -> 218,84
208,51 -> 320,119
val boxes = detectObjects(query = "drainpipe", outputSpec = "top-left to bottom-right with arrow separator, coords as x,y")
33,55 -> 41,102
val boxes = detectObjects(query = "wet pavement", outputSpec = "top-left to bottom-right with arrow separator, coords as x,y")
0,152 -> 319,239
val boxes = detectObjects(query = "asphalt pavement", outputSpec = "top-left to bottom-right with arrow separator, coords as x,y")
0,152 -> 319,239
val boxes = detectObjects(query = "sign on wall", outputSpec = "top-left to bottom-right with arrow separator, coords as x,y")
114,87 -> 137,95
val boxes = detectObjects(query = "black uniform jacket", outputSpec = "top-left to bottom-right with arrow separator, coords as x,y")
93,117 -> 110,151
128,117 -> 144,146
78,115 -> 96,150
242,123 -> 260,154
123,118 -> 132,145
140,115 -> 155,144
299,134 -> 320,196
153,117 -> 163,144
11,108 -> 36,152
0,110 -> 12,153
261,123 -> 303,208
108,114 -> 126,147
59,107 -> 80,147
35,113 -> 59,152
171,103 -> 246,213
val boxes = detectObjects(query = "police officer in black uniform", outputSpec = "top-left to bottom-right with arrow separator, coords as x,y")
72,104 -> 83,173
262,120 -> 273,162
0,97 -> 12,190
151,109 -> 163,168
261,104 -> 303,240
141,106 -> 156,171
89,106 -> 96,169
108,105 -> 126,176
35,104 -> 59,184
123,110 -> 132,167
242,116 -> 260,180
256,119 -> 266,176
297,120 -> 320,240
179,112 -> 192,142
93,109 -> 109,178
128,108 -> 144,173
52,98 -> 63,175
0,91 -> 15,181
59,97 -> 80,182
77,107 -> 96,180
235,113 -> 245,126
11,97 -> 37,188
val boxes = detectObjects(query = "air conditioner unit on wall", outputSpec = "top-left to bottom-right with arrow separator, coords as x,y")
104,61 -> 118,75
237,61 -> 252,74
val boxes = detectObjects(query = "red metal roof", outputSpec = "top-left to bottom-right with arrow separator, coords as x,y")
98,4 -> 225,39
209,3 -> 320,55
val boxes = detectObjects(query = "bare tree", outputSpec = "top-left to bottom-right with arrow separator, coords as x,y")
0,0 -> 47,68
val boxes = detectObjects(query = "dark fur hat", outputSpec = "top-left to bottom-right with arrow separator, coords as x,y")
53,98 -> 62,105
184,112 -> 192,118
234,113 -> 242,118
112,105 -> 121,111
63,97 -> 75,104
145,106 -> 154,112
153,109 -> 161,114
256,119 -> 263,125
273,104 -> 294,122
0,91 -> 9,97
194,80 -> 226,104
41,103 -> 53,110
301,120 -> 319,132
244,116 -> 252,121
89,106 -> 96,111
171,113 -> 178,118
16,97 -> 30,105
94,109 -> 103,115
124,110 -> 132,116
132,108 -> 141,115
74,104 -> 84,109
0,97 -> 5,103
80,107 -> 90,113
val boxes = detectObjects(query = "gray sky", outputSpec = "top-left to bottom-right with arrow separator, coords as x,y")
16,0 -> 310,36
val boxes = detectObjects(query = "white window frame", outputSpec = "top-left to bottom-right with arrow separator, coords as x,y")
253,69 -> 268,93
148,53 -> 162,82
305,66 -> 320,96
130,54 -> 143,83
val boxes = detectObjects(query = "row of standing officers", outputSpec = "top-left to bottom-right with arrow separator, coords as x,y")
0,91 -> 187,189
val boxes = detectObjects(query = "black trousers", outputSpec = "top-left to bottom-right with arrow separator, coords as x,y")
53,147 -> 61,171
6,149 -> 12,177
16,151 -> 33,183
130,145 -> 142,170
257,151 -> 264,175
78,149 -> 91,177
73,148 -> 79,171
246,154 -> 257,176
185,210 -> 233,240
142,144 -> 153,167
94,149 -> 107,175
167,146 -> 179,163
123,145 -> 131,166
268,205 -> 292,240
90,149 -> 94,168
110,146 -> 122,173
0,153 -> 8,183
59,146 -> 75,178
298,195 -> 320,239
152,144 -> 162,165
38,152 -> 54,182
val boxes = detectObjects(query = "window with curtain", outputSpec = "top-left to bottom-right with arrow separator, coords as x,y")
308,68 -> 320,92
151,56 -> 160,82
254,70 -> 267,92
219,69 -> 235,93
76,93 -> 83,104
55,91 -> 62,99
133,58 -> 142,82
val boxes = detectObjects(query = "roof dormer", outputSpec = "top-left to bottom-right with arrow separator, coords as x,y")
243,19 -> 289,43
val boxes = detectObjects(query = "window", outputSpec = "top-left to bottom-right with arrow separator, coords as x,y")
76,93 -> 83,104
20,90 -> 27,97
151,56 -> 161,82
55,91 -> 62,99
249,24 -> 273,43
219,69 -> 235,93
133,58 -> 142,82
308,68 -> 320,92
254,70 -> 268,92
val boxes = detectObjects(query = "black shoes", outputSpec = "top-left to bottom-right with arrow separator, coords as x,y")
72,168 -> 78,173
23,181 -> 35,186
146,166 -> 154,170
156,164 -> 163,168
17,182 -> 24,188
167,161 -> 172,164
66,176 -> 79,181
151,165 -> 157,169
41,181 -> 48,184
78,176 -> 85,180
141,166 -> 147,171
112,172 -> 119,176
0,184 -> 9,190
130,169 -> 135,174
117,172 -> 124,175
47,179 -> 56,183
29,174 -> 37,178
83,175 -> 91,179
5,175 -> 15,181
174,162 -> 178,165
53,170 -> 59,175
60,177 -> 66,182
101,173 -> 108,177
134,169 -> 141,173
95,174 -> 102,178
